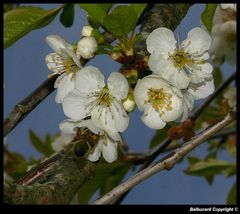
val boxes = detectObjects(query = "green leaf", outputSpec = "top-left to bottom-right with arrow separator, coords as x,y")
187,156 -> 200,165
129,4 -> 147,20
79,4 -> 112,26
4,4 -> 19,13
77,161 -> 130,204
226,182 -> 236,204
149,124 -> 172,148
60,4 -> 75,27
201,4 -> 217,32
185,158 -> 233,185
103,5 -> 138,37
4,6 -> 62,48
29,130 -> 54,156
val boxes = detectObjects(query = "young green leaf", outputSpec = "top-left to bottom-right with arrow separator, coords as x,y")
103,5 -> 138,37
129,4 -> 147,20
60,4 -> 75,28
29,130 -> 54,156
201,4 -> 217,32
226,182 -> 236,204
4,6 -> 62,49
185,158 -> 233,185
79,4 -> 112,26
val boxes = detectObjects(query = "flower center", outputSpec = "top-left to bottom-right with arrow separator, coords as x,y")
63,58 -> 79,74
146,88 -> 173,116
97,87 -> 113,107
169,49 -> 194,69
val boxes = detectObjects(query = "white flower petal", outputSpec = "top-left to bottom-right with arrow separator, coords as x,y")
148,54 -> 175,78
188,78 -> 215,99
176,91 -> 194,122
160,89 -> 183,122
59,119 -> 77,134
102,138 -> 118,163
107,72 -> 129,100
189,63 -> 213,84
45,53 -> 64,74
75,66 -> 105,93
133,79 -> 149,111
105,131 -> 122,142
181,27 -> 212,55
110,100 -> 129,132
168,69 -> 190,89
54,73 -> 75,103
62,89 -> 90,120
87,140 -> 103,162
141,104 -> 166,129
77,37 -> 98,59
76,119 -> 104,135
46,35 -> 73,55
146,27 -> 176,55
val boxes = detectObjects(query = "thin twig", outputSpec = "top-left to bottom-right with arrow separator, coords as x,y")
93,112 -> 235,204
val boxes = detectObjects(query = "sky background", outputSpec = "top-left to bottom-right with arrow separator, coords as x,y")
4,4 -> 236,204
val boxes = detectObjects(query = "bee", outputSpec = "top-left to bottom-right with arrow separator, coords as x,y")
73,127 -> 100,158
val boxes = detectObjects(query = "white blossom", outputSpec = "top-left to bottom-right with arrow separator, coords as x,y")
134,75 -> 183,129
146,27 -> 213,89
210,5 -> 236,65
62,67 -> 129,136
60,119 -> 120,163
45,35 -> 82,103
220,4 -> 236,11
82,25 -> 93,37
223,87 -> 236,108
77,37 -> 98,59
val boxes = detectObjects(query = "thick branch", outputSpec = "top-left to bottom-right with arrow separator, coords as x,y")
4,141 -> 96,204
4,76 -> 57,137
135,4 -> 192,55
93,112 -> 235,204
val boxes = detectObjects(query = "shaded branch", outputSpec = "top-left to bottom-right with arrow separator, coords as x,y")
93,112 -> 236,204
4,141 -> 96,204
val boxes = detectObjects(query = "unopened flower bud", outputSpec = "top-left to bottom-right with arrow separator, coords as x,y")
81,25 -> 93,37
77,37 -> 98,59
123,90 -> 135,112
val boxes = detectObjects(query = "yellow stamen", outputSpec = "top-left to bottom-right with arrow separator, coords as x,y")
146,88 -> 173,116
97,87 -> 113,107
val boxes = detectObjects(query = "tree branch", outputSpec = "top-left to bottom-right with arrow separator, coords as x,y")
3,127 -> 100,204
4,141 -> 96,204
93,112 -> 236,204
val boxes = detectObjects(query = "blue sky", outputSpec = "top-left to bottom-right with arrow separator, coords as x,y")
4,4 -> 236,204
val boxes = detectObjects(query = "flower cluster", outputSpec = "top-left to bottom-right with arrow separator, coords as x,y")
134,27 -> 214,129
45,24 -> 215,163
209,4 -> 236,65
46,29 -> 129,163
